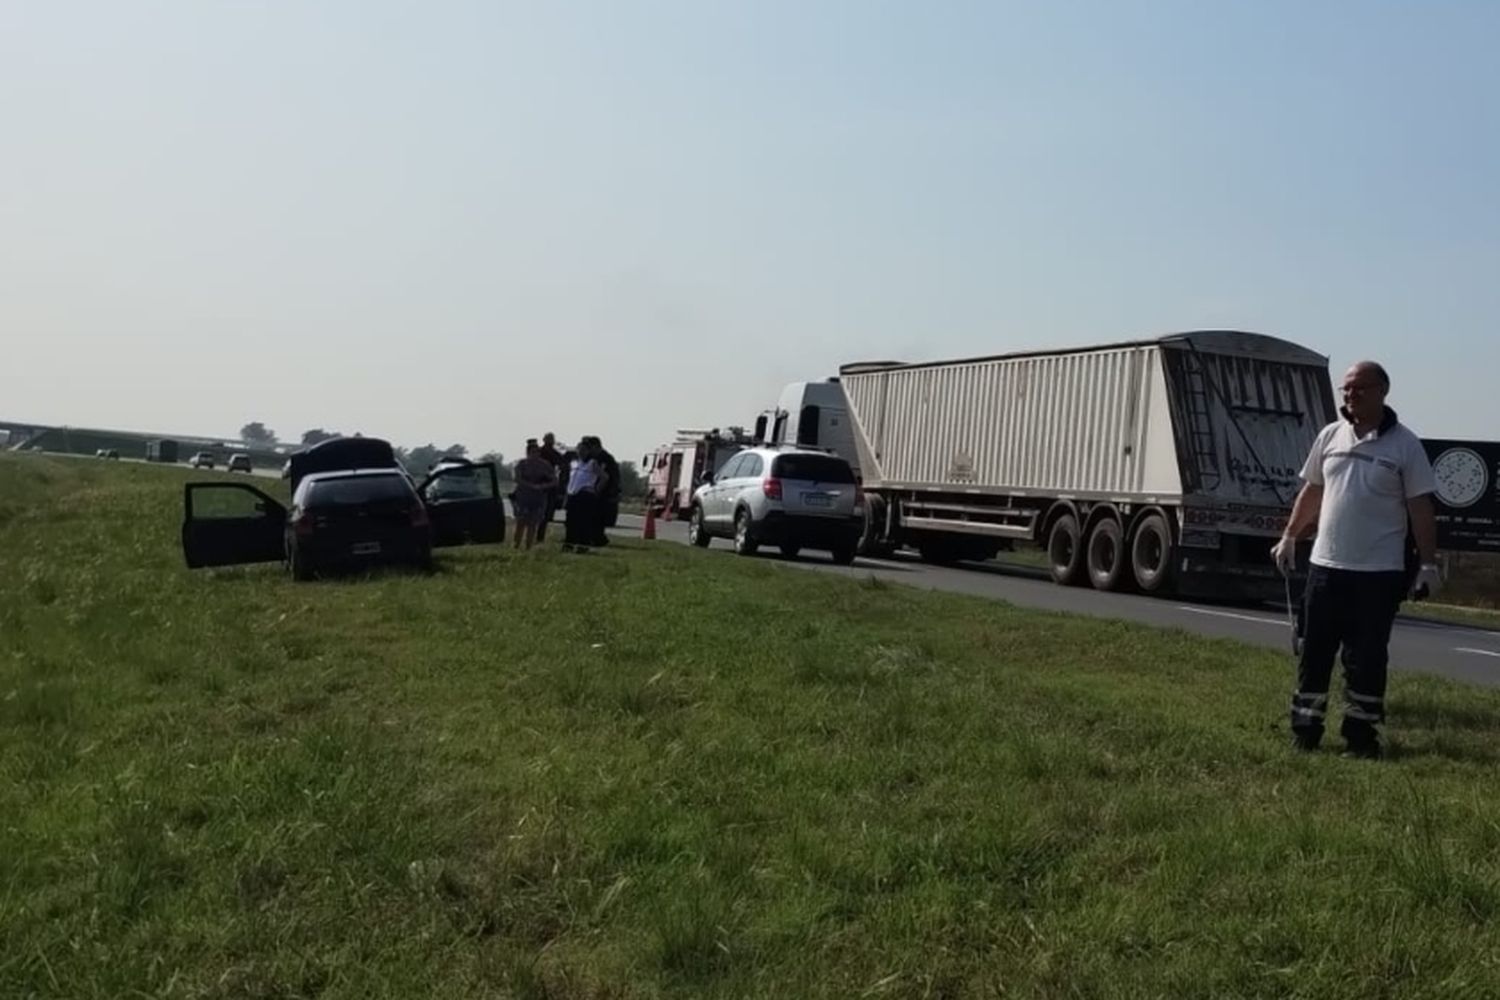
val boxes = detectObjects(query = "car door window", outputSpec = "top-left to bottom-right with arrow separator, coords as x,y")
739,455 -> 764,481
189,484 -> 278,520
717,455 -> 748,482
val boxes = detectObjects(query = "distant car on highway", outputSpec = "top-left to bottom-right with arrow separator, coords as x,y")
181,456 -> 507,580
95,448 -> 120,459
227,453 -> 252,473
687,446 -> 863,564
189,452 -> 215,469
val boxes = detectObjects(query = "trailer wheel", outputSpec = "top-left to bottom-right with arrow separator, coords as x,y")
1086,517 -> 1129,591
1131,513 -> 1175,593
1047,514 -> 1086,586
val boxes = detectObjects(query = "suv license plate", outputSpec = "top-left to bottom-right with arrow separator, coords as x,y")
802,494 -> 832,507
352,542 -> 382,555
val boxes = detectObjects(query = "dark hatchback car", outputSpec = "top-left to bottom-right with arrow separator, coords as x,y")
182,461 -> 506,580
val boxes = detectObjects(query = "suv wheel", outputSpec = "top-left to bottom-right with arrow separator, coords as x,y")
830,542 -> 856,566
733,510 -> 759,556
688,506 -> 711,548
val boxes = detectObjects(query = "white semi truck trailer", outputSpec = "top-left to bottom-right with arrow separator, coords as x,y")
756,330 -> 1336,601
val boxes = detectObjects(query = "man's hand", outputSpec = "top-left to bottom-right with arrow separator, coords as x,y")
1271,534 -> 1296,574
1412,563 -> 1442,600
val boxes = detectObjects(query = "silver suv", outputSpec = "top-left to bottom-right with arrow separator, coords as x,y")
687,447 -> 864,564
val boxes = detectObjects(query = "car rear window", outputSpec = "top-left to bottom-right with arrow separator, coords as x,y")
306,475 -> 413,506
771,454 -> 855,483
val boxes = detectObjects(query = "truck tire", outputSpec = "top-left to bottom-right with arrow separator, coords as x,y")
1131,513 -> 1175,594
857,497 -> 892,557
917,538 -> 960,566
1047,514 -> 1086,586
1086,517 -> 1129,591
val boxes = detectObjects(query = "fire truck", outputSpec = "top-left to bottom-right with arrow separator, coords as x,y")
643,428 -> 755,517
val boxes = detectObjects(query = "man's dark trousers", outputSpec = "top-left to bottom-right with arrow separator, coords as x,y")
1290,564 -> 1407,750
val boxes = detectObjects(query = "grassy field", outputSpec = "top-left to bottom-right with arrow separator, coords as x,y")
5,453 -> 1500,999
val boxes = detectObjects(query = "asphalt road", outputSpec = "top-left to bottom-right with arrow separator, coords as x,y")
611,513 -> 1500,690
38,450 -> 283,479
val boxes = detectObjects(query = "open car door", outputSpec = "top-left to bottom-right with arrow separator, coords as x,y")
418,462 -> 505,546
182,483 -> 288,568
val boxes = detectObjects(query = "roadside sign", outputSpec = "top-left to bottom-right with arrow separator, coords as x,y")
1422,438 -> 1500,552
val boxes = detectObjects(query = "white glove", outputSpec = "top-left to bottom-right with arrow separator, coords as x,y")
1412,563 -> 1442,600
1270,535 -> 1296,574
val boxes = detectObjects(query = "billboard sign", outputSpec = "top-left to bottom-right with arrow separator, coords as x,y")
1421,438 -> 1500,552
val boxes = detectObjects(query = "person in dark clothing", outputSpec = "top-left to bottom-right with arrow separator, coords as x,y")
589,436 -> 621,545
535,432 -> 567,542
1272,360 -> 1440,759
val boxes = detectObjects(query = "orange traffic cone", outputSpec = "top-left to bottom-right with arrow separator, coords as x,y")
642,504 -> 657,540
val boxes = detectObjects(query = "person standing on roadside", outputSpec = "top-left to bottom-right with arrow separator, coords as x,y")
1272,360 -> 1441,759
563,439 -> 605,552
511,442 -> 558,551
536,432 -> 567,542
591,436 -> 621,546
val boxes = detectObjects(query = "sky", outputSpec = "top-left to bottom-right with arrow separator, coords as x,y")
3,1 -> 1497,465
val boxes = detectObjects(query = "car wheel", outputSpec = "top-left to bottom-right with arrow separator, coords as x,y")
287,546 -> 314,582
779,543 -> 802,559
688,506 -> 711,548
733,510 -> 759,556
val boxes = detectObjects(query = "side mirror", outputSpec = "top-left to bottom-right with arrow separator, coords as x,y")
701,472 -> 714,485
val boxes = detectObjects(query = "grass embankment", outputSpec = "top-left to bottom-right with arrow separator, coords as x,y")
4,453 -> 1500,998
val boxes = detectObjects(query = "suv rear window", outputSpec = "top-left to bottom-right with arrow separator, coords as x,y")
306,475 -> 414,507
772,454 -> 854,483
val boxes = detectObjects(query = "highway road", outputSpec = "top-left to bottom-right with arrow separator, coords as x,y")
38,449 -> 283,478
610,513 -> 1500,690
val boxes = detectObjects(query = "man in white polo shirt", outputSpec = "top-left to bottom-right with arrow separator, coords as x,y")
1271,360 -> 1441,759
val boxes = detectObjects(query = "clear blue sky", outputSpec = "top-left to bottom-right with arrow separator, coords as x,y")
3,1 -> 1496,463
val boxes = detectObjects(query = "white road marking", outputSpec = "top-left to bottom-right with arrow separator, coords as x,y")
1455,647 -> 1500,659
1176,606 -> 1287,627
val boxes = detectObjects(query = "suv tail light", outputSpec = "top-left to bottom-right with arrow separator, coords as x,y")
293,512 -> 315,537
762,477 -> 783,501
854,485 -> 866,510
410,505 -> 430,529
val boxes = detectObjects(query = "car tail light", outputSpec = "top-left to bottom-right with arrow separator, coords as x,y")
762,477 -> 783,500
293,512 -> 315,537
410,505 -> 430,529
854,485 -> 866,510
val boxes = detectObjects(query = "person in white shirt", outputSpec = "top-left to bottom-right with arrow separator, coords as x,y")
563,441 -> 607,551
1272,360 -> 1440,759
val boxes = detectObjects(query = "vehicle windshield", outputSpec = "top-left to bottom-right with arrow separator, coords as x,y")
305,475 -> 413,507
426,468 -> 486,498
771,455 -> 855,483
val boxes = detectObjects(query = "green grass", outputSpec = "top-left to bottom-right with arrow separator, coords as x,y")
5,452 -> 1500,998
1400,601 -> 1500,632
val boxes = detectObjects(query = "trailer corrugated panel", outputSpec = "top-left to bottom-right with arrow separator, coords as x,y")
841,331 -> 1336,504
844,344 -> 1176,496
